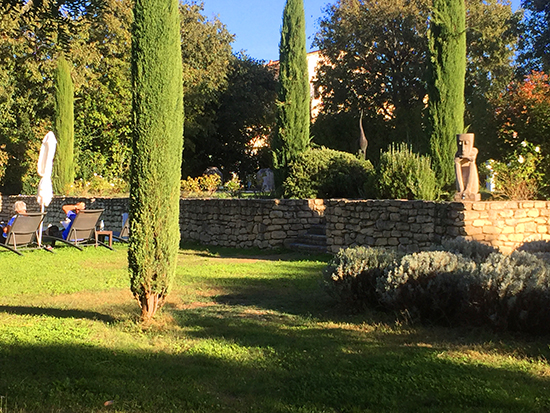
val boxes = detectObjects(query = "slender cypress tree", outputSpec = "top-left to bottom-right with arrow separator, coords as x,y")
427,0 -> 466,189
129,0 -> 184,321
52,54 -> 74,194
272,0 -> 310,190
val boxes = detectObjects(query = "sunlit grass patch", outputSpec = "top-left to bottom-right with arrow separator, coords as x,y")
1,244 -> 550,412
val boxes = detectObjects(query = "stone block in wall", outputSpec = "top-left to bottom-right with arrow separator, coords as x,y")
524,222 -> 537,233
482,226 -> 501,235
472,202 -> 487,211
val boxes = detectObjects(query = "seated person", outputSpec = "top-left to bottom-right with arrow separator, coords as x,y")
1,201 -> 27,243
61,201 -> 85,240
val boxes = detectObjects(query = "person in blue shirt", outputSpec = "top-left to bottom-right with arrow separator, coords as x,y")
61,201 -> 85,239
1,201 -> 27,243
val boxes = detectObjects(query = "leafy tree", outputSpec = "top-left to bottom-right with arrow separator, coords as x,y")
427,0 -> 467,189
313,0 -> 431,160
0,1 -> 56,194
52,54 -> 75,193
129,0 -> 184,321
180,1 -> 234,177
312,0 -> 517,169
196,54 -> 277,180
517,0 -> 550,74
465,0 -> 521,162
272,0 -> 310,190
73,0 -> 133,182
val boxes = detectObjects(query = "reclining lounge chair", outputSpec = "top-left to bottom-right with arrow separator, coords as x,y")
0,212 -> 52,255
44,209 -> 113,251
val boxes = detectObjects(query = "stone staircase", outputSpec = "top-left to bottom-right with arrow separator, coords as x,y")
286,221 -> 327,254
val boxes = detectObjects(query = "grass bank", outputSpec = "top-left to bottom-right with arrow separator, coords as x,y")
0,245 -> 549,412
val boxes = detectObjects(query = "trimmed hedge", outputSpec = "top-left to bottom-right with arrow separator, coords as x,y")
283,147 -> 375,199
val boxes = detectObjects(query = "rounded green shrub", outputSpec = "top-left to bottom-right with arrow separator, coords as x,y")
283,147 -> 375,199
377,143 -> 438,200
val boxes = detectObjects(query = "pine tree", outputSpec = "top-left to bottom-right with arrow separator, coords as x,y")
129,0 -> 184,322
272,0 -> 310,190
427,0 -> 466,188
52,54 -> 74,194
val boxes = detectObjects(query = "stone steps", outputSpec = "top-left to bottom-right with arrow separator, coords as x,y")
286,223 -> 327,253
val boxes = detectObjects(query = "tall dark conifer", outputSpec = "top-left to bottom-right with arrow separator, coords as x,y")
272,0 -> 310,190
129,0 -> 184,321
427,0 -> 466,188
52,54 -> 74,194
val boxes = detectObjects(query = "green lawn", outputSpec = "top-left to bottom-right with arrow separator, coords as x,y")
0,244 -> 549,412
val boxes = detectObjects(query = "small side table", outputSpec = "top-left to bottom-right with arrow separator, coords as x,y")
96,230 -> 113,248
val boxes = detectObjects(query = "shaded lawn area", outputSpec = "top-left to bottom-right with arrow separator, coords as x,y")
0,244 -> 549,412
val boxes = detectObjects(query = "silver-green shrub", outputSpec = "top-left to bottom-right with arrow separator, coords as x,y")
323,245 -> 550,334
377,251 -> 477,324
432,238 -> 499,264
323,246 -> 401,307
473,251 -> 550,333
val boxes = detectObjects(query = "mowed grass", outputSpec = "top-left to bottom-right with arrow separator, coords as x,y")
0,244 -> 550,412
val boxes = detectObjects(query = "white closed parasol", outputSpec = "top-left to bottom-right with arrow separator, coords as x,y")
36,131 -> 57,245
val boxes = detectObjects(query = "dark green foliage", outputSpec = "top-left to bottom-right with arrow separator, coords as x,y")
323,246 -> 401,308
377,143 -> 438,200
464,0 -> 520,164
312,0 -> 431,161
428,0 -> 467,188
184,54 -> 277,180
272,0 -> 310,190
129,0 -> 184,321
283,147 -> 375,199
52,54 -> 75,194
378,251 -> 477,325
325,243 -> 550,334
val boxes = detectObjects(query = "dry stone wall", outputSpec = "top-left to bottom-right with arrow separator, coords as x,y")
178,198 -> 325,249
1,195 -> 549,253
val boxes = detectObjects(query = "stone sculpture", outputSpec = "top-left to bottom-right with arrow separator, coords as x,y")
256,168 -> 275,192
454,133 -> 480,201
358,110 -> 368,160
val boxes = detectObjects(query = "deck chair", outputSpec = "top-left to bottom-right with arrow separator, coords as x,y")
0,212 -> 52,256
44,209 -> 113,251
113,212 -> 129,243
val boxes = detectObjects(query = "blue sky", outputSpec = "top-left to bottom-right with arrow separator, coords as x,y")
200,0 -> 523,62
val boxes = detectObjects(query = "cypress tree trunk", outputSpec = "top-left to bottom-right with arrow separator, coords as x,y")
273,0 -> 310,191
52,54 -> 74,194
129,0 -> 184,322
427,0 -> 466,189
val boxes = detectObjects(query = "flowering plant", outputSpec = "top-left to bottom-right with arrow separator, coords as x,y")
484,139 -> 544,200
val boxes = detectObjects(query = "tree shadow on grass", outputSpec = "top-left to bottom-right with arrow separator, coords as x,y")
0,305 -> 116,323
1,306 -> 550,412
179,242 -> 333,263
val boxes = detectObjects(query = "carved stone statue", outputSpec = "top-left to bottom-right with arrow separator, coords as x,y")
454,133 -> 480,201
358,110 -> 368,160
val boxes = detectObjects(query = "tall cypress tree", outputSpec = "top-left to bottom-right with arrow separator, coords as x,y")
52,54 -> 74,194
129,0 -> 184,321
272,0 -> 310,190
427,0 -> 466,189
